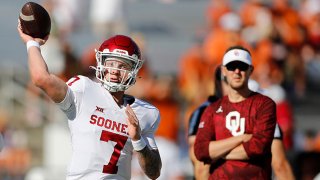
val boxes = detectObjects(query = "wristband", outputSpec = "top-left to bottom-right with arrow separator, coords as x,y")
132,138 -> 147,151
26,40 -> 40,51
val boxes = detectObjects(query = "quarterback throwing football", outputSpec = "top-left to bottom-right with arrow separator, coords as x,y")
17,23 -> 162,179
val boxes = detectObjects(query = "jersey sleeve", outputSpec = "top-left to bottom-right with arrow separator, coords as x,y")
273,123 -> 283,140
194,103 -> 216,164
56,75 -> 85,120
243,97 -> 276,159
188,102 -> 210,137
142,108 -> 161,150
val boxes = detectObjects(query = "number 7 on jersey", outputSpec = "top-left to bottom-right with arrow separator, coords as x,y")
100,130 -> 128,174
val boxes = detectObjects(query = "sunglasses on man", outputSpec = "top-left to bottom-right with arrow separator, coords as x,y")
225,61 -> 250,71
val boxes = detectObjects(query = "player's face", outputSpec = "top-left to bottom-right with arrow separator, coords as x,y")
103,58 -> 132,83
223,61 -> 251,90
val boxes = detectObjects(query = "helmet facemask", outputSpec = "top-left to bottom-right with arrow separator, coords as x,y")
92,49 -> 143,92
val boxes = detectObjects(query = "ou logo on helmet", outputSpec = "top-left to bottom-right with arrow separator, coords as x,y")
225,111 -> 245,136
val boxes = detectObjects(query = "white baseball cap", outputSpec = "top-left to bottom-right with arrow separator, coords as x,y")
222,49 -> 252,66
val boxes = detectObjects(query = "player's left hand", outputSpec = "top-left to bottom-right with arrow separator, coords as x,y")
125,104 -> 141,141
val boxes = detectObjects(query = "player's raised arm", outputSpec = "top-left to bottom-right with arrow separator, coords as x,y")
17,22 -> 68,103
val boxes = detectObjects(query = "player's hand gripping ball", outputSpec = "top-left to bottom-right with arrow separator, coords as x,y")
19,1 -> 51,39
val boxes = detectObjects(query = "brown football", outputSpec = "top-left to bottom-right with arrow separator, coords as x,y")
19,2 -> 51,39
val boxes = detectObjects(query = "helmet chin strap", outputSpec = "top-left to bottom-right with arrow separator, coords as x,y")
101,69 -> 138,92
103,82 -> 127,92
104,84 -> 119,92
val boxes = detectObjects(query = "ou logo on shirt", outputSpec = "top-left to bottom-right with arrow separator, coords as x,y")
225,111 -> 245,136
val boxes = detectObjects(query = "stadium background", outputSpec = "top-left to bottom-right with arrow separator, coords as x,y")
1,0 -> 320,179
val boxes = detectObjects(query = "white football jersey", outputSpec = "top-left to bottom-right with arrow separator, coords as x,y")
57,75 -> 160,180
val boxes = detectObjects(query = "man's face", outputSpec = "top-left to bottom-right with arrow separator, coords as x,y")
103,58 -> 132,83
223,61 -> 252,90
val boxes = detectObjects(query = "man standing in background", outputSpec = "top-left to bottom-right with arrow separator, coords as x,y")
194,46 -> 276,179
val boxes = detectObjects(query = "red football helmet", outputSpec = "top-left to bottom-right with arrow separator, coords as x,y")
92,35 -> 144,92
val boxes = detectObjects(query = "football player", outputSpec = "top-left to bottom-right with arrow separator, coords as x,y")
17,23 -> 162,179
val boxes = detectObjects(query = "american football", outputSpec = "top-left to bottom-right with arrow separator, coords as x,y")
19,1 -> 51,39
